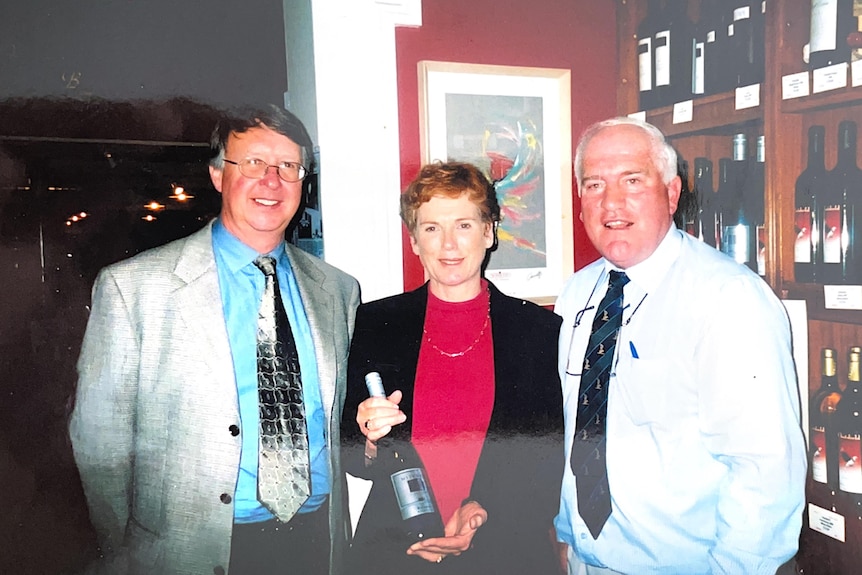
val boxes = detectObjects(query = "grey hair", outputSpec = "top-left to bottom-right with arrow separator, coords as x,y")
574,116 -> 678,187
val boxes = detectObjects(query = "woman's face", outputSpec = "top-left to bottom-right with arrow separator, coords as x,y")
409,193 -> 494,302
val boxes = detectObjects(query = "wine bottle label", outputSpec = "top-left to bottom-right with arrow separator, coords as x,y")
638,37 -> 653,92
693,41 -> 705,94
757,224 -> 767,276
795,206 -> 812,263
707,30 -> 716,43
839,433 -> 862,493
722,224 -> 751,264
391,468 -> 436,520
728,23 -> 735,38
812,426 -> 828,483
822,204 -> 842,264
733,6 -> 751,21
810,0 -> 839,53
655,31 -> 670,87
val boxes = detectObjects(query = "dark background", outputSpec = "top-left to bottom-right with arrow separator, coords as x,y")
0,1 -> 290,572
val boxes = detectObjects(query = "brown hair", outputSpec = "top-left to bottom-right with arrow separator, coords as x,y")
400,161 -> 501,233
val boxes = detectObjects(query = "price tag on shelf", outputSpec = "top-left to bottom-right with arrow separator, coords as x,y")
627,111 -> 647,122
781,72 -> 810,99
809,503 -> 846,542
853,59 -> 862,88
734,84 -> 760,109
812,62 -> 848,93
671,100 -> 693,124
823,284 -> 862,310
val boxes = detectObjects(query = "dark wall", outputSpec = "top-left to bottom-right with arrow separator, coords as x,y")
0,0 -> 287,108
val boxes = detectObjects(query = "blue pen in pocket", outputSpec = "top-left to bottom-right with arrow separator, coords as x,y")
629,341 -> 639,359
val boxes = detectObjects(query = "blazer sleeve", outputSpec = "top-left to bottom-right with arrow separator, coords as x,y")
69,267 -> 138,555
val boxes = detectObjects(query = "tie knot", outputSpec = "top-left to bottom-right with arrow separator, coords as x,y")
254,256 -> 277,277
609,270 -> 629,290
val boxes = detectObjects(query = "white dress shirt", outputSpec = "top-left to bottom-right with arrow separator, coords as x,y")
555,226 -> 806,574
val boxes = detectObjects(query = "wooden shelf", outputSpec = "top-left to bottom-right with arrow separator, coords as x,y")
781,78 -> 862,115
642,91 -> 762,138
781,282 -> 862,325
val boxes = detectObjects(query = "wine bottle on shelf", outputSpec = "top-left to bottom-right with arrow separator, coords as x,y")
840,346 -> 862,572
747,135 -> 766,276
637,0 -> 662,110
808,348 -> 845,549
715,158 -> 732,253
693,157 -> 717,247
720,134 -> 753,268
677,157 -> 697,235
728,1 -> 766,88
823,120 -> 861,285
363,372 -> 444,543
795,125 -> 827,283
653,0 -> 694,108
701,0 -> 732,95
809,0 -> 855,70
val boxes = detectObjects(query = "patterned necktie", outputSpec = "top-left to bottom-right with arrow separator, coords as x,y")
254,256 -> 310,522
570,270 -> 629,539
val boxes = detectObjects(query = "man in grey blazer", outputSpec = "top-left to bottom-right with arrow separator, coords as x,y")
70,105 -> 360,575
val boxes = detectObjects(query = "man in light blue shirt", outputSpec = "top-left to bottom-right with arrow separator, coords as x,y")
554,117 -> 805,574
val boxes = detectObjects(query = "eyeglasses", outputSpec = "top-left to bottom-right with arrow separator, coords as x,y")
223,158 -> 307,182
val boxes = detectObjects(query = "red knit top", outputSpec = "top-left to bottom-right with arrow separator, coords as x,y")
411,281 -> 495,523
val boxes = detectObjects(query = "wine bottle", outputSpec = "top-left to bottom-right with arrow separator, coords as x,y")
809,0 -> 855,70
637,0 -> 662,110
720,134 -> 752,267
823,120 -> 861,284
701,0 -> 732,95
795,125 -> 827,283
748,135 -> 766,276
677,157 -> 697,235
728,1 -> 766,88
715,158 -> 732,253
653,0 -> 694,107
364,372 -> 444,543
839,348 -> 862,496
693,157 -> 717,247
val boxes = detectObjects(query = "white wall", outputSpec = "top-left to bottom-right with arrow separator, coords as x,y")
284,0 -> 409,302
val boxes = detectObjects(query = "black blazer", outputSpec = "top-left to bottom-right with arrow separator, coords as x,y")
342,281 -> 564,575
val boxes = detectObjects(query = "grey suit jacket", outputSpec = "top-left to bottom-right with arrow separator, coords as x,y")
70,221 -> 360,575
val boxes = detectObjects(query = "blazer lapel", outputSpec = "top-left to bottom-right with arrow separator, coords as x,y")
173,224 -> 234,381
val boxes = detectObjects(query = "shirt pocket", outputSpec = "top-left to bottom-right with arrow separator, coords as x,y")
613,356 -> 672,428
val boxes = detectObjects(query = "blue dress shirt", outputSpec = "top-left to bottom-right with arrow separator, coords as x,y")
212,219 -> 329,523
555,227 -> 806,574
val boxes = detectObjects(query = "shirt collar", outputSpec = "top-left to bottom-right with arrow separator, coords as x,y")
602,225 -> 681,293
212,218 -> 287,274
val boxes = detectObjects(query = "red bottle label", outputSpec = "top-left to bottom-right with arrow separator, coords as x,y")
839,433 -> 862,494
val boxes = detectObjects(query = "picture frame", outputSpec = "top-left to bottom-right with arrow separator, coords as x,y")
418,60 -> 574,306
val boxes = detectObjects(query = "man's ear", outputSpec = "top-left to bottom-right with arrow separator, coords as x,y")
209,165 -> 223,193
666,175 -> 682,215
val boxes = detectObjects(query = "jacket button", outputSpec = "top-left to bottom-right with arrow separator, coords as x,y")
229,424 -> 240,436
213,567 -> 226,575
220,493 -> 232,504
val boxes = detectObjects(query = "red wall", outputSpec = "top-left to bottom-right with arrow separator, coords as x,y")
395,0 -> 618,290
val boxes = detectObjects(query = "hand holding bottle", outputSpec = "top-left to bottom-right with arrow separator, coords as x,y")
406,500 -> 488,563
356,389 -> 406,442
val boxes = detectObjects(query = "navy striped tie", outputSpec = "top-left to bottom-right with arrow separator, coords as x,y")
571,270 -> 629,539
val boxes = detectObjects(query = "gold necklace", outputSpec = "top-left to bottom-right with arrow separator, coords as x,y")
423,289 -> 491,358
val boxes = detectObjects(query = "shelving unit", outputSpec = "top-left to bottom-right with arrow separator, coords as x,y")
616,1 -> 862,572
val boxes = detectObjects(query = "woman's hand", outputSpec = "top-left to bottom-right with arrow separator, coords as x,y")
406,501 -> 487,564
356,389 -> 406,442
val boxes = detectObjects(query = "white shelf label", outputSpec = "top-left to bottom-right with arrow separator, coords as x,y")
823,284 -> 862,310
735,83 -> 760,109
808,503 -> 846,542
812,63 -> 849,93
672,100 -> 693,124
627,111 -> 647,122
852,59 -> 862,88
781,72 -> 810,100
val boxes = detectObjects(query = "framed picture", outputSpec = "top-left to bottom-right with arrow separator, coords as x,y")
418,60 -> 573,305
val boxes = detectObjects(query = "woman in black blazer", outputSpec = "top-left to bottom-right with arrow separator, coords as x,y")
342,162 -> 564,575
